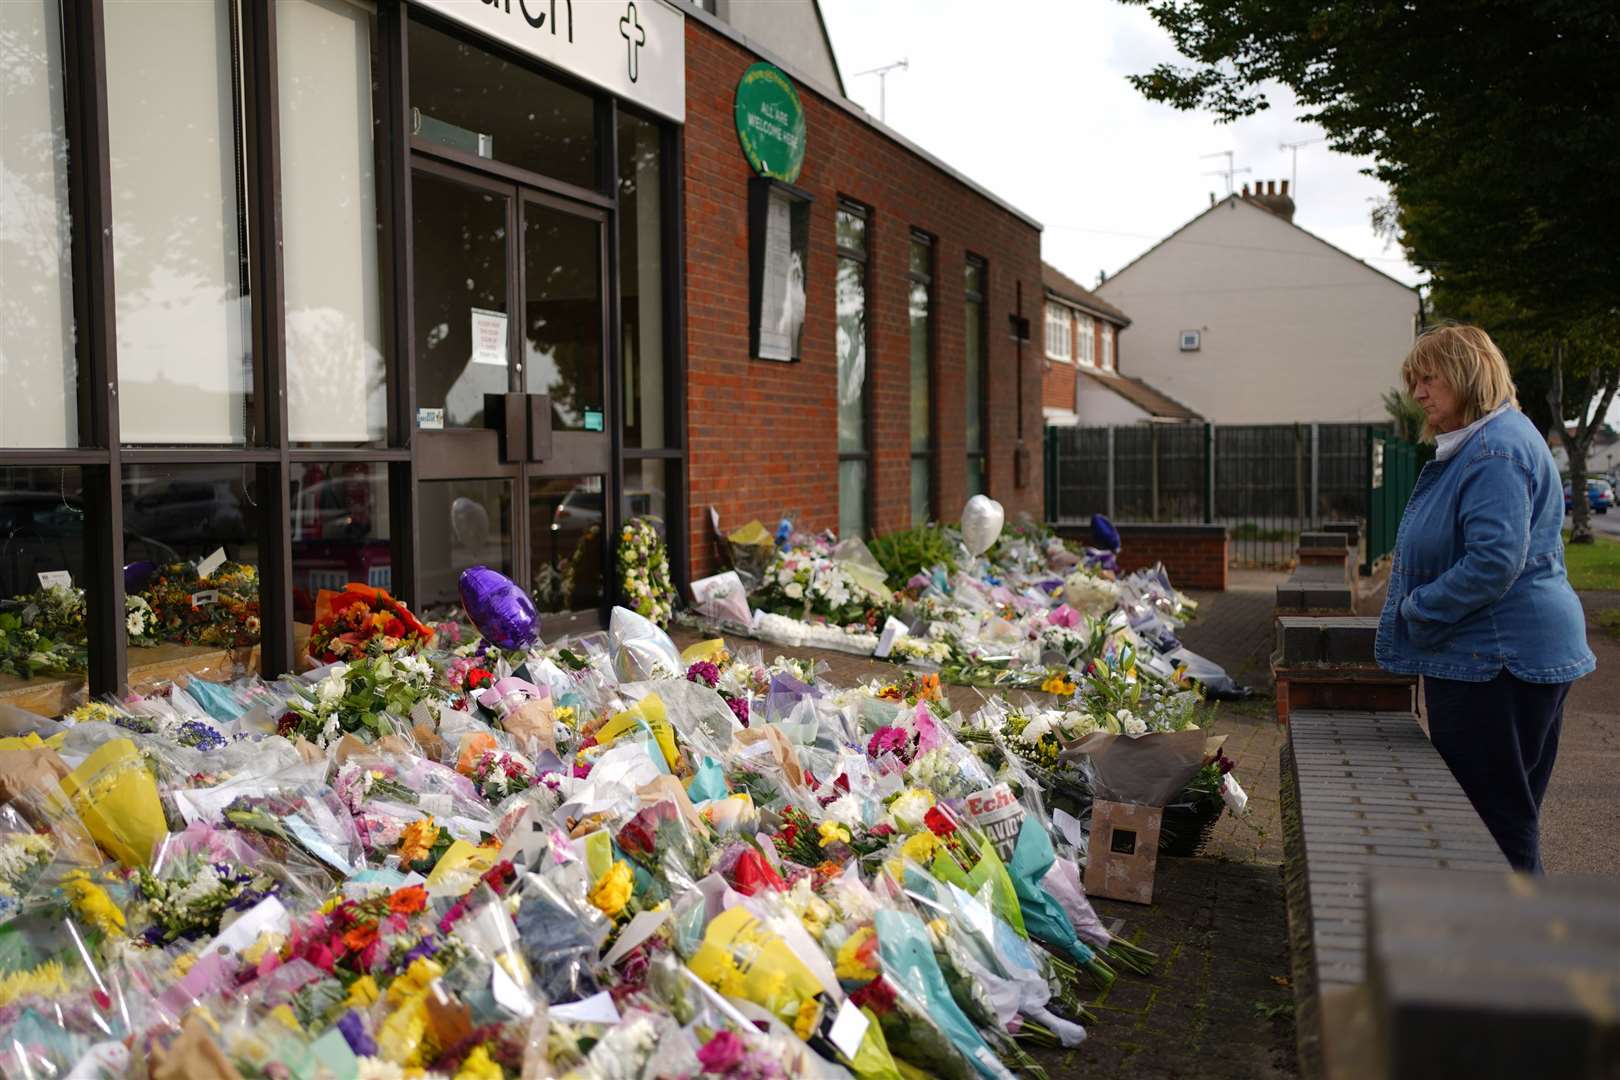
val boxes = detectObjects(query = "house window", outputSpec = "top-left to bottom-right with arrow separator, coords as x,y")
1076,313 -> 1095,366
836,202 -> 870,538
908,232 -> 934,524
1044,303 -> 1071,362
1101,323 -> 1115,370
964,256 -> 987,498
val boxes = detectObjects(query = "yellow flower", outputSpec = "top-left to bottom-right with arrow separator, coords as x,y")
0,960 -> 69,1007
387,957 -> 444,1007
378,999 -> 429,1066
455,1045 -> 505,1080
554,705 -> 576,726
268,1004 -> 302,1032
588,860 -> 633,919
834,927 -> 878,982
242,931 -> 284,966
167,951 -> 199,980
899,831 -> 939,865
63,871 -> 124,937
398,817 -> 441,865
793,997 -> 822,1040
817,821 -> 851,848
345,975 -> 381,1008
1041,673 -> 1077,697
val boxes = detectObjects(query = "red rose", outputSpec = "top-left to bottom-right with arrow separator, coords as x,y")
468,668 -> 493,689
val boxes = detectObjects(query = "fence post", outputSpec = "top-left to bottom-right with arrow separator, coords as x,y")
1310,422 -> 1321,528
1150,424 -> 1161,522
1106,426 -> 1116,520
1203,422 -> 1215,524
1043,427 -> 1056,521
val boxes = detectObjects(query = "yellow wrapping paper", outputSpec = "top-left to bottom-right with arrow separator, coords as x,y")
595,694 -> 679,773
688,906 -> 824,1032
679,638 -> 728,664
425,840 -> 497,887
59,738 -> 167,867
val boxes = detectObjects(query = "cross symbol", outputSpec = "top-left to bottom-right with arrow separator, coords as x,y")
619,1 -> 645,83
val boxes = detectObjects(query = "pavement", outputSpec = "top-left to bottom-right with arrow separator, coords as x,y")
1565,510 -> 1620,539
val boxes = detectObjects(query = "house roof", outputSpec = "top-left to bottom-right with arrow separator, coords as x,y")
1042,263 -> 1130,326
1078,368 -> 1201,421
1098,194 -> 1419,296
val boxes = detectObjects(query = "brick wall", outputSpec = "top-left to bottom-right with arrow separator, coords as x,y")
1042,358 -> 1076,411
684,22 -> 1045,580
1051,522 -> 1229,590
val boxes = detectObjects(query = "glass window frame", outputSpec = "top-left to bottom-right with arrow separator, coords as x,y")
1101,322 -> 1116,370
964,254 -> 988,498
835,198 -> 872,539
1044,303 -> 1071,362
0,2 -> 687,696
906,230 -> 935,525
1076,312 -> 1096,367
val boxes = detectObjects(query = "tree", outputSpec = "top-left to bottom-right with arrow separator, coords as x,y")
1120,0 -> 1620,539
1380,388 -> 1425,444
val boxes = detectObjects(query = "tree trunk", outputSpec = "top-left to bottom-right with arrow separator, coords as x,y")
1548,343 -> 1620,546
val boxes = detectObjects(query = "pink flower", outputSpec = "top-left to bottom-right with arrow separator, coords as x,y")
1049,604 -> 1080,629
867,725 -> 909,759
697,1030 -> 748,1073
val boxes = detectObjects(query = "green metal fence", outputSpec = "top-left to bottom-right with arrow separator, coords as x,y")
1363,428 -> 1432,573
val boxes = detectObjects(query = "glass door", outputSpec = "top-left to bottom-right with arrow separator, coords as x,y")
410,159 -> 612,637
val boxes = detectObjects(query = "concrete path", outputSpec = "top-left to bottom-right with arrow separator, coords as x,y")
1536,591 -> 1620,876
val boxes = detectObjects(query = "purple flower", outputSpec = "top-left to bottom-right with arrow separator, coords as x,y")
866,725 -> 909,759
335,1011 -> 377,1057
686,661 -> 721,688
176,719 -> 225,751
727,695 -> 750,728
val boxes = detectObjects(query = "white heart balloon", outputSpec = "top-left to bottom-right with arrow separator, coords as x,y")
960,495 -> 1005,557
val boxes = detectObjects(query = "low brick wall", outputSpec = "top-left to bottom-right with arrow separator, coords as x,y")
1050,521 -> 1228,590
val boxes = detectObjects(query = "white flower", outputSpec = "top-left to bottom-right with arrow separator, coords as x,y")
1020,714 -> 1054,745
127,611 -> 143,635
888,788 -> 934,831
825,794 -> 862,828
1121,713 -> 1147,737
317,673 -> 346,704
784,582 -> 804,599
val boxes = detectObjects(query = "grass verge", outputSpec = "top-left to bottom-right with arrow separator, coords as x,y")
1563,532 -> 1620,591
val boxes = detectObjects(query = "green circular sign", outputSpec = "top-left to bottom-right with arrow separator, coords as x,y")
734,63 -> 805,183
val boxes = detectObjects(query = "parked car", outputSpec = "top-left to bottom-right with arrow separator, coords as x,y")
1563,478 -> 1616,514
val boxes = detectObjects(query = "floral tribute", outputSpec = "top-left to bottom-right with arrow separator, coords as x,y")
307,583 -> 433,664
617,517 -> 675,627
0,520 -> 1264,1078
138,560 -> 261,648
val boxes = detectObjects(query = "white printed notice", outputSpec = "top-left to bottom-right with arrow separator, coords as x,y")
756,191 -> 800,361
471,307 -> 509,367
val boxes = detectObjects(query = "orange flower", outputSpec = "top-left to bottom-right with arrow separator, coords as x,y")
918,674 -> 942,702
398,818 -> 441,865
343,923 -> 378,953
388,885 -> 428,915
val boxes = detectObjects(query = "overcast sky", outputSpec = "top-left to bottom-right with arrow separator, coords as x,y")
818,0 -> 1425,292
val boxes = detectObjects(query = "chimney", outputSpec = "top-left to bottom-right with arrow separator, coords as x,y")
1243,178 -> 1296,223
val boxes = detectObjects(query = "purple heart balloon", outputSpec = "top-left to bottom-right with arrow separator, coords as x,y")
458,566 -> 540,650
123,560 -> 157,592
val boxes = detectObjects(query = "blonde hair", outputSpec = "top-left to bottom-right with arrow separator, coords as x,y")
1400,323 -> 1518,441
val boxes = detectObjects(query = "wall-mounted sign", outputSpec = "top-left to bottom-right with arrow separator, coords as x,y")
734,63 -> 805,183
410,0 -> 685,124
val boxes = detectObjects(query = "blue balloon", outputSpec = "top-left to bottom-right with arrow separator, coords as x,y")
458,566 -> 540,650
1091,513 -> 1122,553
123,560 -> 158,592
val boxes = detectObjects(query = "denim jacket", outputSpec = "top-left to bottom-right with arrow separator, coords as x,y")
1375,408 -> 1595,683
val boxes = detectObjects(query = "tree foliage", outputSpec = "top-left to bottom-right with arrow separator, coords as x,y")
1122,0 -> 1620,538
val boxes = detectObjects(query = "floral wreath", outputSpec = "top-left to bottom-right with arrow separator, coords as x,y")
617,517 -> 675,628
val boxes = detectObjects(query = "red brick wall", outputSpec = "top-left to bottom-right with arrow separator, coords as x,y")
1043,358 -> 1076,411
1053,523 -> 1229,591
684,23 -> 1045,580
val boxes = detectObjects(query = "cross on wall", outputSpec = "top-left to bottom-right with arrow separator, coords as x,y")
620,2 -> 646,83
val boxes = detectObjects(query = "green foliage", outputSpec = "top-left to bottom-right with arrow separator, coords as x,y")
868,524 -> 960,587
1382,388 -> 1426,443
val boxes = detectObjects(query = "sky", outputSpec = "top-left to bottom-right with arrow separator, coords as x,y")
817,0 -> 1425,292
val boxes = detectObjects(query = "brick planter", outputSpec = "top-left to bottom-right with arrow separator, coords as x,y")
1271,617 -> 1416,724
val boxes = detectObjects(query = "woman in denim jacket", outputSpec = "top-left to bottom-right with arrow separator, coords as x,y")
1376,325 -> 1594,872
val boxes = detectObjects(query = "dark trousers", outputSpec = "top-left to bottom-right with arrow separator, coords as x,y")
1424,671 -> 1570,873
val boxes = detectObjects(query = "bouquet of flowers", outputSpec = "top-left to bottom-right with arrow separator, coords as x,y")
306,582 -> 433,664
137,560 -> 261,648
467,750 -> 538,802
278,652 -> 441,747
134,852 -> 278,946
0,586 -> 161,678
755,545 -> 895,628
618,517 -> 675,627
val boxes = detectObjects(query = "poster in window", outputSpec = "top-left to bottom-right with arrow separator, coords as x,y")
756,190 -> 805,361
